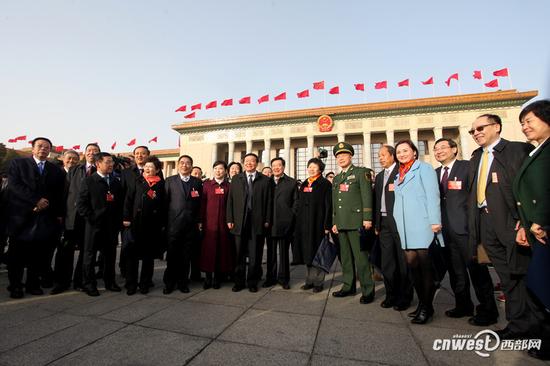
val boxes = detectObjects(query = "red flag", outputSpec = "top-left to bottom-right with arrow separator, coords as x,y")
175,105 -> 187,112
374,81 -> 387,90
445,73 -> 459,86
484,79 -> 499,88
473,70 -> 482,80
148,136 -> 158,143
111,141 -> 117,150
328,86 -> 340,95
297,89 -> 310,98
205,100 -> 217,109
184,112 -> 196,119
274,92 -> 287,101
221,98 -> 233,106
28,141 -> 33,144
258,95 -> 269,104
313,81 -> 325,90
239,96 -> 251,104
354,83 -> 365,91
127,138 -> 136,146
421,77 -> 434,85
493,68 -> 509,77
8,138 -> 17,143
55,146 -> 64,153
16,135 -> 27,141
72,145 -> 80,150
191,103 -> 202,110
397,79 -> 409,87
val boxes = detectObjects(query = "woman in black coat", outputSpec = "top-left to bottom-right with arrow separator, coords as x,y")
294,158 -> 332,292
122,156 -> 165,295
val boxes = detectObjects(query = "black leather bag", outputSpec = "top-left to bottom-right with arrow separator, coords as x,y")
428,234 -> 447,284
312,234 -> 339,273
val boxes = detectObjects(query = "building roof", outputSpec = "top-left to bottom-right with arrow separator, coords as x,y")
172,89 -> 538,133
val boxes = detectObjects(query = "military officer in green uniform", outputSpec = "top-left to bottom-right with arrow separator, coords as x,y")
331,142 -> 375,304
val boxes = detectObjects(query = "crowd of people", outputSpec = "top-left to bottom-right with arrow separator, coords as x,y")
0,100 -> 549,360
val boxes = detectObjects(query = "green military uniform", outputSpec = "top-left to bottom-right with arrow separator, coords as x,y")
332,142 -> 374,297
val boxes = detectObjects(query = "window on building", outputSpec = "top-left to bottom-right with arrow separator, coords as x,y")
258,149 -> 264,163
294,148 -> 308,181
370,143 -> 383,174
276,148 -> 285,158
418,140 -> 428,156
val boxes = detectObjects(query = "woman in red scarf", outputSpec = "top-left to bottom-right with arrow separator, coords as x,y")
122,156 -> 165,295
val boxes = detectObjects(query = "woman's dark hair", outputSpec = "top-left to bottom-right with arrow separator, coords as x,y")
395,139 -> 419,160
519,99 -> 550,126
144,155 -> 162,171
325,171 -> 335,177
228,161 -> 242,172
307,158 -> 326,173
213,160 -> 228,169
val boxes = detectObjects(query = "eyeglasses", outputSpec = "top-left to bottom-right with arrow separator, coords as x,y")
468,123 -> 497,135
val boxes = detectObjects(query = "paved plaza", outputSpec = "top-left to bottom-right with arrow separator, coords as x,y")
0,258 -> 547,366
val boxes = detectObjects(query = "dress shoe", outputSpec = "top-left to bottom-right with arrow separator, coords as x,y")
408,303 -> 422,318
360,292 -> 375,304
332,289 -> 356,298
301,283 -> 314,290
10,288 -> 24,299
232,285 -> 243,292
85,287 -> 100,297
411,307 -> 433,324
380,299 -> 394,308
50,285 -> 68,295
281,283 -> 290,290
445,308 -> 474,318
212,280 -> 221,289
178,285 -> 190,293
105,284 -> 122,292
495,327 -> 527,340
163,286 -> 174,295
139,286 -> 149,295
126,287 -> 137,296
203,279 -> 212,290
313,285 -> 324,293
393,303 -> 410,312
249,286 -> 258,293
527,347 -> 550,361
262,280 -> 276,288
26,287 -> 44,295
468,314 -> 498,326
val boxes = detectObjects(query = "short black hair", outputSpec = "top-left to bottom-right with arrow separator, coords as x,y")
307,158 -> 325,173
395,139 -> 419,160
178,155 -> 193,164
192,166 -> 202,172
243,153 -> 259,163
31,137 -> 52,148
270,157 -> 286,167
63,150 -> 79,158
262,167 -> 272,173
94,152 -> 112,162
228,161 -> 242,172
434,138 -> 458,156
477,114 -> 503,133
85,143 -> 101,152
213,160 -> 228,169
144,155 -> 162,171
519,99 -> 550,126
133,146 -> 150,155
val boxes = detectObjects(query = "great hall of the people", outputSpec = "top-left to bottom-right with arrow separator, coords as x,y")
154,89 -> 536,180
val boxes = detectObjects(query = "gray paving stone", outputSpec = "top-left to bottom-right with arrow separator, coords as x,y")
314,317 -> 428,366
63,292 -> 143,316
100,296 -> 179,323
188,285 -> 267,307
0,305 -> 56,329
0,318 -> 125,366
253,290 -> 327,316
137,301 -> 246,338
310,355 -> 386,366
324,292 -> 404,325
188,340 -> 309,366
49,324 -> 209,366
219,309 -> 319,353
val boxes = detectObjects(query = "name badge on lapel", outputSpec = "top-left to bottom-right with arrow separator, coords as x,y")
492,172 -> 498,183
303,187 -> 313,193
191,189 -> 200,198
448,180 -> 462,190
387,183 -> 395,192
106,192 -> 114,202
339,184 -> 349,192
215,187 -> 224,195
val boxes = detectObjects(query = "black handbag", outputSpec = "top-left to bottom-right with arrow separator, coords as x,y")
368,237 -> 382,270
428,234 -> 447,284
312,234 -> 339,273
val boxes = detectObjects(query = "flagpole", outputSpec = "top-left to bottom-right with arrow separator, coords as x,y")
457,80 -> 462,95
385,88 -> 389,102
323,89 -> 326,107
481,71 -> 485,93
432,82 -> 435,97
408,84 -> 412,99
507,67 -> 514,89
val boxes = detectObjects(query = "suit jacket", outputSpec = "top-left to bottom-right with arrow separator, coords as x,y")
120,165 -> 164,196
77,172 -> 123,233
164,175 -> 202,239
65,164 -> 95,230
7,157 -> 65,241
271,174 -> 299,238
332,165 -> 374,230
374,164 -> 399,231
226,171 -> 273,236
468,138 -> 534,274
436,159 -> 470,237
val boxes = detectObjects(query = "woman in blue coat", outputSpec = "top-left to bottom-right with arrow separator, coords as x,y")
393,139 -> 443,324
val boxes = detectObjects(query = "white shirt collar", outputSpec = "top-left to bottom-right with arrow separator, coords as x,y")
33,156 -> 45,165
214,178 -> 224,184
384,163 -> 396,174
529,138 -> 548,157
484,138 -> 501,153
179,174 -> 190,181
441,158 -> 456,171
96,171 -> 107,178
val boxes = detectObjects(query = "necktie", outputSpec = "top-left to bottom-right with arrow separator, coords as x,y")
440,166 -> 449,194
246,174 -> 254,211
104,176 -> 110,187
248,174 -> 254,188
477,150 -> 489,205
182,176 -> 190,183
86,165 -> 92,176
139,168 -> 144,175
381,169 -> 390,214
38,162 -> 44,175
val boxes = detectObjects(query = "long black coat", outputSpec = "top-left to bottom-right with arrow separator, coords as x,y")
271,174 -> 299,238
123,176 -> 166,258
164,175 -> 202,240
65,164 -> 95,231
294,177 -> 332,266
7,157 -> 65,241
437,159 -> 470,237
468,138 -> 534,274
226,172 -> 273,236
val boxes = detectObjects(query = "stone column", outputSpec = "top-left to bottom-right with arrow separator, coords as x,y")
246,140 -> 252,154
283,137 -> 291,167
227,141 -> 235,163
386,130 -> 394,146
433,126 -> 443,141
337,133 -> 345,143
363,132 -> 372,168
211,143 -> 218,166
410,128 -> 418,147
459,126 -> 471,159
307,135 -> 314,159
263,138 -> 271,165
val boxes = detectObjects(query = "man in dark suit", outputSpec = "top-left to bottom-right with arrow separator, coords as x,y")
51,143 -> 100,294
434,138 -> 498,325
227,153 -> 273,292
77,152 -> 123,296
7,137 -> 65,298
265,157 -> 298,289
163,154 -> 202,294
468,114 -> 535,339
374,144 -> 412,311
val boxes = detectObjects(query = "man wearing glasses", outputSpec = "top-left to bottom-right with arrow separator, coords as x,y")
467,114 -> 536,340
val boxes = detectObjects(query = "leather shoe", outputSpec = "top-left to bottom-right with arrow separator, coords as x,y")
212,280 -> 221,289
445,308 -> 474,318
332,289 -> 356,298
10,288 -> 24,299
262,280 -> 276,288
232,285 -> 243,292
380,299 -> 394,308
85,287 -> 100,297
496,327 -> 527,340
178,285 -> 190,293
301,283 -> 314,290
50,285 -> 68,295
26,287 -> 44,295
312,285 -> 324,293
249,286 -> 258,293
203,279 -> 212,290
360,292 -> 375,304
105,284 -> 121,292
126,287 -> 137,296
281,283 -> 290,290
411,307 -> 433,324
528,347 -> 550,361
408,303 -> 422,318
163,286 -> 174,295
393,303 -> 410,311
468,314 -> 498,326
139,286 -> 149,294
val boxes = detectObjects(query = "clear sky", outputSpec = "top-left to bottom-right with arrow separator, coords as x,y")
1,0 -> 549,151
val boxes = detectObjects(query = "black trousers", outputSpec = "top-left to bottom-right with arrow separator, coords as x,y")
480,209 -> 539,333
190,230 -> 202,280
163,229 -> 195,288
53,228 -> 85,288
8,239 -> 45,290
82,224 -> 118,289
125,249 -> 154,290
234,217 -> 264,288
379,216 -> 413,306
266,236 -> 290,284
